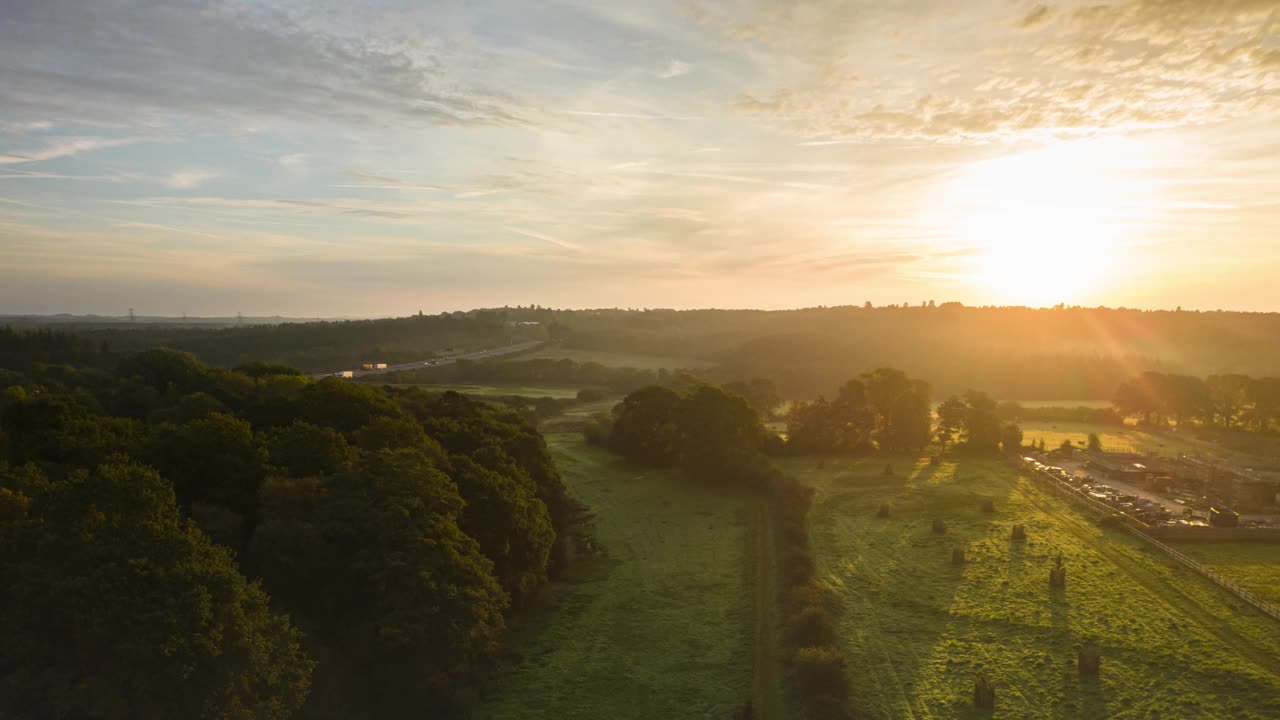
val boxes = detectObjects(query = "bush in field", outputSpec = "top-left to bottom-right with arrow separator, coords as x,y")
786,604 -> 839,648
576,388 -> 605,402
582,412 -> 613,447
795,646 -> 848,699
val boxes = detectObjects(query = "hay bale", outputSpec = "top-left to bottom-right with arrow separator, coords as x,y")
952,548 -> 966,565
932,519 -> 946,535
1011,524 -> 1027,542
974,674 -> 995,710
981,499 -> 995,513
1049,553 -> 1067,589
1078,645 -> 1101,677
877,503 -> 891,519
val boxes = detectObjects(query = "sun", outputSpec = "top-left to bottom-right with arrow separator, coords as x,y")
943,137 -> 1156,307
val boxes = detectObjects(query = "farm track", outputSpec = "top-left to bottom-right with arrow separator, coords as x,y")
814,494 -> 923,720
751,504 -> 784,720
1021,479 -> 1280,679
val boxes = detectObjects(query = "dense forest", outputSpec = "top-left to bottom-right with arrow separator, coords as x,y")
0,351 -> 579,719
0,312 -> 523,374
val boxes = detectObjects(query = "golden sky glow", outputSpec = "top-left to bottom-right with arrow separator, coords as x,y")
0,0 -> 1277,315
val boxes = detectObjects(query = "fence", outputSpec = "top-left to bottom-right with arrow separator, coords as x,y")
1017,460 -> 1280,623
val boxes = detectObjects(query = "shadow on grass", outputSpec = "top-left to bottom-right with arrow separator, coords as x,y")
805,456 -> 1030,718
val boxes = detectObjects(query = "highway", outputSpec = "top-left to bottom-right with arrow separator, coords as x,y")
314,340 -> 544,379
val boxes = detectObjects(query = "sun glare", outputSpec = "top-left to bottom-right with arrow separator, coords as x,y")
944,138 -> 1156,307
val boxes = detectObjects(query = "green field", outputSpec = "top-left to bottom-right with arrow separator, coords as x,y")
473,434 -> 760,719
1020,421 -> 1202,457
1171,543 -> 1280,607
517,346 -> 715,370
776,455 -> 1280,719
1013,400 -> 1113,409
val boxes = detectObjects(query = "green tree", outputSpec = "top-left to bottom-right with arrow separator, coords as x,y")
0,462 -> 313,720
1207,373 -> 1251,428
1000,423 -> 1024,454
935,396 -> 968,449
724,378 -> 782,418
960,390 -> 1002,453
674,385 -> 764,476
146,412 -> 268,550
862,368 -> 932,452
609,385 -> 683,466
252,448 -> 506,709
267,421 -> 355,478
450,451 -> 554,606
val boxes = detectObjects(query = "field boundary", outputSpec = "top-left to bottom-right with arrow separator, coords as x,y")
1018,459 -> 1280,623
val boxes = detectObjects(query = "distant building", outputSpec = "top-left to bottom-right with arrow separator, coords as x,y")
374,363 -> 388,369
361,363 -> 374,370
338,370 -> 354,378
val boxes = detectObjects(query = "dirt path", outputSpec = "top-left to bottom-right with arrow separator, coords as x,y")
751,503 -> 785,720
1023,479 -> 1280,679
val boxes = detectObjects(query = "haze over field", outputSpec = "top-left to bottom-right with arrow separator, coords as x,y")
2,0 -> 1278,316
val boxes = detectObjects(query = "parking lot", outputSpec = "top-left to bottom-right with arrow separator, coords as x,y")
1022,454 -> 1204,527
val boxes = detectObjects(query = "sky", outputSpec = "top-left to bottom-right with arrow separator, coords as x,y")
0,0 -> 1277,317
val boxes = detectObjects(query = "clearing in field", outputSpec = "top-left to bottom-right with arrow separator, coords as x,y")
473,434 -> 759,719
776,455 -> 1280,719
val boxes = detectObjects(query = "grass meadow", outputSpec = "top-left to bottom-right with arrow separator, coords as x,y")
1170,543 -> 1280,607
775,455 -> 1280,719
1019,421 -> 1202,457
472,434 -> 758,719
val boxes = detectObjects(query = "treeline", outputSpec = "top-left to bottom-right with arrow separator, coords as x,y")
3,311 -> 523,374
0,351 -> 577,719
784,370 -> 1024,456
492,305 -> 1280,400
0,326 -> 115,371
1113,371 -> 1280,430
996,402 -> 1124,425
373,356 -> 666,393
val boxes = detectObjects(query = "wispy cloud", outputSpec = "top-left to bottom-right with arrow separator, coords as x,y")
566,110 -> 703,121
508,227 -> 580,250
0,137 -> 141,165
658,59 -> 694,78
165,169 -> 219,189
278,154 -> 309,176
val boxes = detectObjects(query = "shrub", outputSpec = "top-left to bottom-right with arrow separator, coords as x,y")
795,646 -> 848,699
576,388 -> 605,403
786,604 -> 839,647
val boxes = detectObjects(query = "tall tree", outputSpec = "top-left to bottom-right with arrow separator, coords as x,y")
0,462 -> 313,720
961,390 -> 1003,453
609,385 -> 683,466
935,396 -> 968,449
675,385 -> 764,476
862,368 -> 932,452
252,448 -> 507,710
1207,374 -> 1251,428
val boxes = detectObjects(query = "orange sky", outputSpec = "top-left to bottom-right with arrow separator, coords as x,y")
1,0 -> 1277,315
